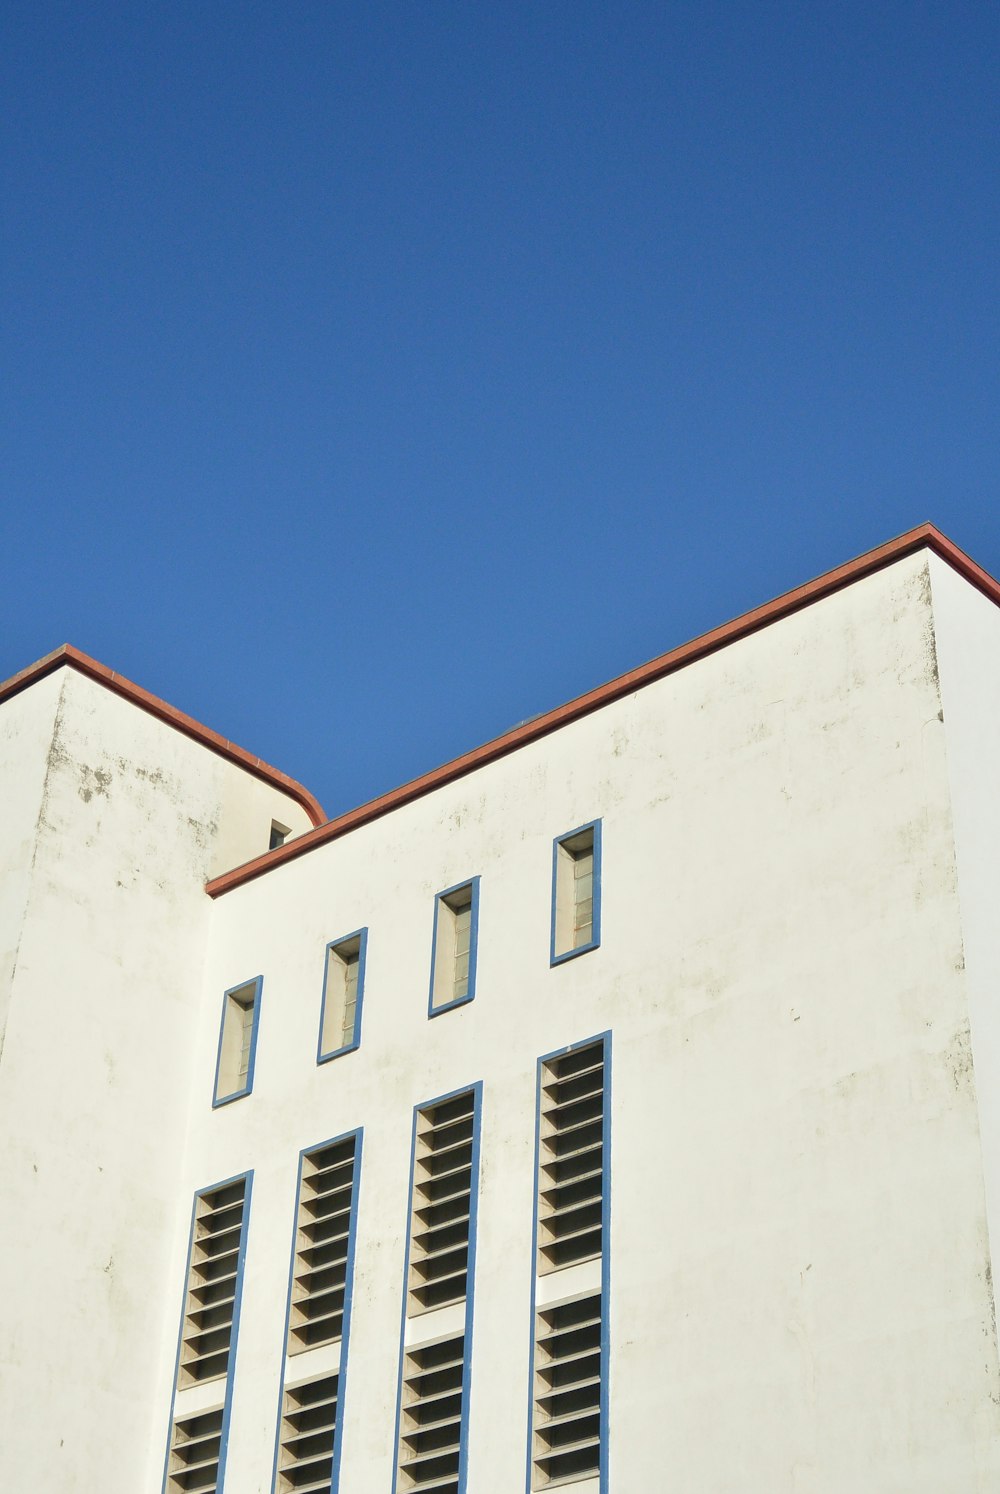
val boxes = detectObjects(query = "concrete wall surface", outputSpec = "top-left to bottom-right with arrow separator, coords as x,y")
149,548 -> 1000,1493
0,666 -> 314,1493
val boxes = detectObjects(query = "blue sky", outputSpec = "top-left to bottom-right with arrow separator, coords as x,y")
3,3 -> 998,817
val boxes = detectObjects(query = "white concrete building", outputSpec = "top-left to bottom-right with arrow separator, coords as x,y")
3,523 -> 1000,1494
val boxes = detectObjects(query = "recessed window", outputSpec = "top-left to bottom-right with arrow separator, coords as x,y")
318,930 -> 367,1062
213,977 -> 262,1106
551,821 -> 601,964
269,820 -> 290,850
428,878 -> 480,1016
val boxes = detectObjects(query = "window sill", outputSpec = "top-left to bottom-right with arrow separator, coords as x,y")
550,939 -> 600,967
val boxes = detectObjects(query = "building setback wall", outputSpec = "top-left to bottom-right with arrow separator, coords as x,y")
0,667 -> 314,1494
168,549 -> 1000,1493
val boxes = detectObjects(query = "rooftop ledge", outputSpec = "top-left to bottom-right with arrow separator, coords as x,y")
202,522 -> 999,898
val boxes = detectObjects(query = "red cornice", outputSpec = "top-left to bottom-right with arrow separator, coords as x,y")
204,523 -> 1000,898
0,643 -> 326,826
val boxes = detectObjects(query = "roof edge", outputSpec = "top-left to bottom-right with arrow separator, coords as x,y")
0,644 -> 326,826
206,522 -> 999,898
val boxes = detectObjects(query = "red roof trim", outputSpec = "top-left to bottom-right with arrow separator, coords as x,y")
205,523 -> 1000,898
0,643 -> 326,826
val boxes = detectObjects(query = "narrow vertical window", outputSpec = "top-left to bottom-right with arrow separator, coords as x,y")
272,1130 -> 363,1494
163,1172 -> 253,1494
428,879 -> 480,1016
551,822 -> 601,964
394,1085 -> 482,1494
318,930 -> 368,1062
213,976 -> 262,1106
528,1038 -> 610,1492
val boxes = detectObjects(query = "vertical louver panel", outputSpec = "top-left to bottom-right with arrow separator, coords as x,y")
396,1088 -> 479,1494
276,1375 -> 339,1493
408,1092 -> 475,1314
289,1135 -> 358,1353
179,1178 -> 248,1386
532,1295 -> 602,1486
167,1406 -> 223,1493
537,1043 -> 605,1272
397,1336 -> 465,1494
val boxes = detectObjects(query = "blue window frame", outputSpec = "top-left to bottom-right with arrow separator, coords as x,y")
550,820 -> 602,965
318,928 -> 368,1063
428,876 -> 481,1017
212,975 -> 263,1107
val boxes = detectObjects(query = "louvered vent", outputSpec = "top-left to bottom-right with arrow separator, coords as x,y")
532,1295 -> 602,1487
289,1134 -> 358,1353
167,1406 -> 223,1493
178,1178 -> 248,1386
408,1091 -> 475,1314
397,1335 -> 465,1494
276,1375 -> 339,1493
537,1042 -> 605,1273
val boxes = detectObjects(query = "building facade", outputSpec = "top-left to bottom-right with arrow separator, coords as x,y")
3,524 -> 1000,1492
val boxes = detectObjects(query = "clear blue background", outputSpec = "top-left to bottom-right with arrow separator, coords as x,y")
3,3 -> 998,817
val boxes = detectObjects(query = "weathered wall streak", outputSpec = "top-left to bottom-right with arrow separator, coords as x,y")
0,670 -> 65,1067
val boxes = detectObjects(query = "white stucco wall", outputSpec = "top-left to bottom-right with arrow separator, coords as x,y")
930,554 -> 1000,1357
0,666 -> 315,1493
159,550 -> 1000,1493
